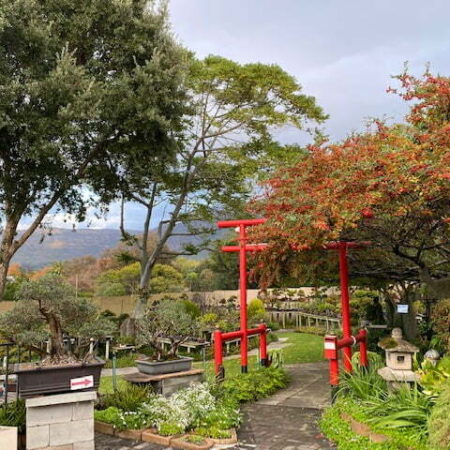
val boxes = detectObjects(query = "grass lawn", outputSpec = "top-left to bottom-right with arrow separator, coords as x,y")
99,332 -> 324,394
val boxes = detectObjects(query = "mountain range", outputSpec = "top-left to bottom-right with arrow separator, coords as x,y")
11,225 -> 225,270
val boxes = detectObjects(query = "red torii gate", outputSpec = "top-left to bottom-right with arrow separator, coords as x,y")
214,219 -> 268,376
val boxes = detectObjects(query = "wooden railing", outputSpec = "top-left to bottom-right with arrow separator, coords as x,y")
268,310 -> 341,331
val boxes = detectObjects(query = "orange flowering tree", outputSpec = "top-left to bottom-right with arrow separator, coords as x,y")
252,73 -> 450,337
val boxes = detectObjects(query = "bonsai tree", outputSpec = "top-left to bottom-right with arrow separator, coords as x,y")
136,299 -> 199,360
0,274 -> 115,363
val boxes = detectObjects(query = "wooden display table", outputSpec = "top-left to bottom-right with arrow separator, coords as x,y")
123,369 -> 204,396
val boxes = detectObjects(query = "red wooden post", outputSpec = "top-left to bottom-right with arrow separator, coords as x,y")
359,328 -> 368,368
338,243 -> 353,372
239,224 -> 248,372
214,330 -> 224,379
259,324 -> 268,366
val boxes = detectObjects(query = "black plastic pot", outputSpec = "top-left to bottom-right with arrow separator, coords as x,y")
12,357 -> 105,398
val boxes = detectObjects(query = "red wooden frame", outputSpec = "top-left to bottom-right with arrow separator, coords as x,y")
214,219 -> 268,376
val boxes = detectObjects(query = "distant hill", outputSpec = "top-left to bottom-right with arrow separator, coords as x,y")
12,228 -> 124,270
11,224 -> 227,269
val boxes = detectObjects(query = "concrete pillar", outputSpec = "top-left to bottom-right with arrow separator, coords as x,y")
26,391 -> 96,449
0,426 -> 17,449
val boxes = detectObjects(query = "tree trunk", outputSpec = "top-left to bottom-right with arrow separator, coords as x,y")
0,263 -> 9,301
134,287 -> 149,319
48,315 -> 64,358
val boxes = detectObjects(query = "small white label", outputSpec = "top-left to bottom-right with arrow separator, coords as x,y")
324,342 -> 336,350
397,304 -> 409,314
70,375 -> 94,390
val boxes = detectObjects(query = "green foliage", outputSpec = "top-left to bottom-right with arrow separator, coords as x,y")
183,435 -> 206,444
431,299 -> 450,353
338,364 -> 386,402
181,299 -> 201,319
351,351 -> 383,369
268,349 -> 284,368
428,380 -> 450,450
417,356 -> 450,397
149,265 -> 184,294
195,426 -> 232,439
94,407 -> 148,431
365,387 -> 433,441
320,397 -> 428,450
94,407 -> 122,426
0,0 -> 189,298
221,367 -> 289,403
0,400 -> 26,433
137,299 -> 199,359
99,383 -> 150,412
247,298 -> 266,324
157,422 -> 184,436
0,274 -> 115,359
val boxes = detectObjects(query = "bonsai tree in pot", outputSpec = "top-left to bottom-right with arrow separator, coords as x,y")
0,274 -> 115,396
0,273 -> 115,363
136,299 -> 199,374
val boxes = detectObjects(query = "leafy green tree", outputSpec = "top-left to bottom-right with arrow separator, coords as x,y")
0,0 -> 188,298
96,262 -> 183,296
119,56 -> 326,316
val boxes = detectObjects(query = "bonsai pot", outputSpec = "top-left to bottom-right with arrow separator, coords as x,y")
136,356 -> 193,375
12,357 -> 105,398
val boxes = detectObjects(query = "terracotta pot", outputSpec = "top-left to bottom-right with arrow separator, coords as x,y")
94,420 -> 116,436
209,428 -> 238,445
116,429 -> 145,441
141,428 -> 174,446
171,434 -> 214,450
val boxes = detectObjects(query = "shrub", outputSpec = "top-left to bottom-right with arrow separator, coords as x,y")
418,356 -> 450,397
221,367 -> 289,403
428,380 -> 450,449
338,364 -> 386,401
99,383 -> 150,412
195,426 -> 232,439
431,299 -> 450,353
158,421 -> 184,436
181,299 -> 201,318
0,400 -> 26,433
365,386 -> 433,441
247,298 -> 266,324
184,435 -> 206,444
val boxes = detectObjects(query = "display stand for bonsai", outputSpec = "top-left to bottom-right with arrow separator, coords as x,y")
123,368 -> 204,396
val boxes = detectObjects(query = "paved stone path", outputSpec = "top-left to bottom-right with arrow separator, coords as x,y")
96,361 -> 334,450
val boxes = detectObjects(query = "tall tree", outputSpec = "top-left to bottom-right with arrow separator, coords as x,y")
119,55 -> 327,316
253,72 -> 450,339
0,0 -> 188,297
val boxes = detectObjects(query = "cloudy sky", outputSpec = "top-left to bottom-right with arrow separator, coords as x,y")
29,0 -> 450,231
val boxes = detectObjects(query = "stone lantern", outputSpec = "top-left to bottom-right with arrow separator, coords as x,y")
378,328 -> 419,390
424,349 -> 440,367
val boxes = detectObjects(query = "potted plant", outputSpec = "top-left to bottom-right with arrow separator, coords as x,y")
0,274 -> 115,397
136,300 -> 199,375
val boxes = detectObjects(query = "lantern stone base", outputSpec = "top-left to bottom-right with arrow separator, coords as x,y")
26,391 -> 96,450
378,367 -> 419,391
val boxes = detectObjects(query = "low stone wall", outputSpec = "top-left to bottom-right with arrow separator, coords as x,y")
26,391 -> 96,450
